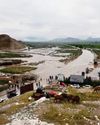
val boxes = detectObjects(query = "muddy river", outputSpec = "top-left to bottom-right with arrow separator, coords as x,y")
21,48 -> 95,86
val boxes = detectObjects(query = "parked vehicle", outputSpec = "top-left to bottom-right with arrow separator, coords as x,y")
83,85 -> 91,88
0,98 -> 4,103
71,84 -> 80,88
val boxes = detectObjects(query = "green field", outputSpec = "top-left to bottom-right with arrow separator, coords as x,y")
59,49 -> 82,63
68,42 -> 100,59
0,52 -> 31,58
25,42 -> 76,49
0,66 -> 37,74
0,52 -> 24,58
69,43 -> 100,49
93,49 -> 100,59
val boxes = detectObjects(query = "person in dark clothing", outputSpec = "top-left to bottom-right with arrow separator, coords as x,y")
55,75 -> 58,80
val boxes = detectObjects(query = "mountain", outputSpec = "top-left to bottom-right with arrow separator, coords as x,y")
0,34 -> 26,50
24,36 -> 47,42
86,37 -> 100,42
52,37 -> 81,42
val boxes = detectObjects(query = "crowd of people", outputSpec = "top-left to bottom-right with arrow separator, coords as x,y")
46,75 -> 59,84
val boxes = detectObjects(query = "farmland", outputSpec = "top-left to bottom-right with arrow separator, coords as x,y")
0,66 -> 37,74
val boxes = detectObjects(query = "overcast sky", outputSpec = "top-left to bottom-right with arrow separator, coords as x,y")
0,0 -> 100,40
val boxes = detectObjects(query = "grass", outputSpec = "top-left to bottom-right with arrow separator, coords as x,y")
69,43 -> 100,59
0,52 -> 24,58
0,80 -> 9,85
42,105 -> 71,125
0,115 -> 10,125
0,86 -> 8,92
0,86 -> 100,125
42,104 -> 93,125
67,86 -> 100,101
25,42 -> 75,49
59,49 -> 82,63
35,85 -> 99,125
57,49 -> 82,57
69,43 -> 100,49
0,91 -> 33,108
0,66 -> 37,74
67,86 -> 78,94
0,80 -> 9,92
29,61 -> 45,66
62,102 -> 77,109
77,92 -> 100,101
71,109 -> 92,125
0,91 -> 33,124
93,49 -> 100,59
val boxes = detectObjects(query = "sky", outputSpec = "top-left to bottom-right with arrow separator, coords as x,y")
0,0 -> 100,40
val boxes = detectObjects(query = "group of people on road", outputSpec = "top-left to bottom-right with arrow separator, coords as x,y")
46,75 -> 58,84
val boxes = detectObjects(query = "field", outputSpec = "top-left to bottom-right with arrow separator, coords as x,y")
69,42 -> 100,49
58,49 -> 82,63
68,42 -> 100,60
0,52 -> 22,58
25,42 -> 76,49
0,80 -> 9,92
0,52 -> 30,58
25,41 -> 100,49
0,66 -> 37,74
93,49 -> 100,59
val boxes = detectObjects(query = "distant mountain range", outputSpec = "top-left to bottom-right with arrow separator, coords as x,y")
52,37 -> 81,42
24,37 -> 47,42
52,37 -> 100,42
25,36 -> 100,42
86,37 -> 100,42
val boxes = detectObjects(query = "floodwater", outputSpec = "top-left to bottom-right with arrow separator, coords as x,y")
6,48 -> 98,125
22,48 -> 95,86
88,67 -> 100,80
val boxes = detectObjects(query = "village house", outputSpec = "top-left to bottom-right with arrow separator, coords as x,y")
70,75 -> 84,83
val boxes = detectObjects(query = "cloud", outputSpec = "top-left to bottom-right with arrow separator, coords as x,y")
0,0 -> 100,40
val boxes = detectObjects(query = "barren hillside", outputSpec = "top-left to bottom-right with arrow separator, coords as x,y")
0,34 -> 25,50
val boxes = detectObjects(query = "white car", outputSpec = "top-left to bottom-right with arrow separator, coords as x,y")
84,85 -> 91,88
0,99 -> 4,103
72,84 -> 80,88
